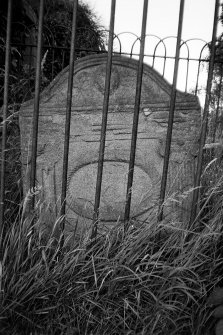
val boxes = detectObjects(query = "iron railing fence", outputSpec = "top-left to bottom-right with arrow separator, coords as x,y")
6,34 -> 222,98
1,20 -> 222,109
0,9 -> 221,99
0,0 -> 222,244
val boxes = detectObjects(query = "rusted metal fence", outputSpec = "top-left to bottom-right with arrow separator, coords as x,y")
0,0 -> 222,244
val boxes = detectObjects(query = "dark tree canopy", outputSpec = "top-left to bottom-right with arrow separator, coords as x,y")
43,0 -> 105,51
0,0 -> 106,106
0,0 -> 105,51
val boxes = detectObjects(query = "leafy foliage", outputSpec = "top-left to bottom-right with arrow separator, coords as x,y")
43,0 -> 105,51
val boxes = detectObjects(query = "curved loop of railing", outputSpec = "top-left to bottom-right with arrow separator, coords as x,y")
181,38 -> 208,93
130,36 -> 141,57
155,36 -> 180,80
152,35 -> 168,76
179,40 -> 190,92
116,31 -> 139,55
116,31 -> 139,39
195,41 -> 209,95
183,38 -> 208,56
159,36 -> 179,49
112,32 -> 122,53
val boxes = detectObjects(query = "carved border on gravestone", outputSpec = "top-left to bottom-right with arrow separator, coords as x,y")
20,54 -> 200,111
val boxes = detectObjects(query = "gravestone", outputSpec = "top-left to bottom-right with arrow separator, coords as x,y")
19,54 -> 201,236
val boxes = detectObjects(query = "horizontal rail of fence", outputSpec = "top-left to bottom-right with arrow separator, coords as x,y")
5,32 -> 223,97
1,45 -> 221,123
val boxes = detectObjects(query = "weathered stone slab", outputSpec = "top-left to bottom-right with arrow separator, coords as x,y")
19,54 -> 201,235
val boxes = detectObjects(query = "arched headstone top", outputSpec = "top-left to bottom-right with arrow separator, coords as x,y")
19,53 -> 201,233
21,54 -> 199,112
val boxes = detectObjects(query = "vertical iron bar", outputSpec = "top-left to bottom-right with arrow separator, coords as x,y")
28,45 -> 32,92
163,53 -> 167,77
60,0 -> 78,231
51,48 -> 55,80
195,59 -> 202,96
212,65 -> 223,143
189,0 -> 219,226
91,0 -> 116,239
62,49 -> 65,69
185,56 -> 189,92
124,0 -> 149,228
30,0 -> 44,209
0,0 -> 12,300
0,0 -> 12,229
157,0 -> 185,221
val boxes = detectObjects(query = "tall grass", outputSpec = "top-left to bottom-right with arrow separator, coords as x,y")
1,107 -> 223,334
1,188 -> 223,334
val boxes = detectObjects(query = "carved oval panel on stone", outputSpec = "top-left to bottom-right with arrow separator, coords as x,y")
67,161 -> 158,221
